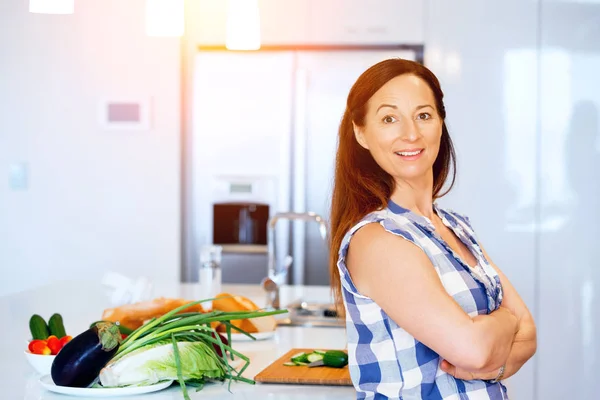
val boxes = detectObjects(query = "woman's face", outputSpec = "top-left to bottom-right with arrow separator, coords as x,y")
354,74 -> 443,186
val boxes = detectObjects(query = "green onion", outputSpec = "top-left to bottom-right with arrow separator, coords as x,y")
115,299 -> 285,358
171,333 -> 191,400
108,298 -> 287,399
226,323 -> 233,360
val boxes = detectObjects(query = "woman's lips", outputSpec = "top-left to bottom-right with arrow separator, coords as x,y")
395,148 -> 424,161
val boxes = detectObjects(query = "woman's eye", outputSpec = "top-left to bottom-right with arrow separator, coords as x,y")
417,113 -> 431,120
383,115 -> 397,124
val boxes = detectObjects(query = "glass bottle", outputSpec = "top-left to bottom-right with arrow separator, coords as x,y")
198,244 -> 222,309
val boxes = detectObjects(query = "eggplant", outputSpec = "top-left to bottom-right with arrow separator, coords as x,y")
210,331 -> 229,357
51,321 -> 122,387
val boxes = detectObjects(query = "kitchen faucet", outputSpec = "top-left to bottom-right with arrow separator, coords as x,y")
262,211 -> 328,309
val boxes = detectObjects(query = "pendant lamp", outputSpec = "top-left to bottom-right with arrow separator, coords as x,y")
226,0 -> 261,50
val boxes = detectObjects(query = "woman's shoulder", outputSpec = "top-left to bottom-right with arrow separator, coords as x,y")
347,208 -> 417,234
339,208 -> 426,254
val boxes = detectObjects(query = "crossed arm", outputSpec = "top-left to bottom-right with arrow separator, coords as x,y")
440,245 -> 537,381
346,223 -> 536,380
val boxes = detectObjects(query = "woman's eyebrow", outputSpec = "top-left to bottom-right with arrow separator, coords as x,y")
376,103 -> 397,113
415,104 -> 434,111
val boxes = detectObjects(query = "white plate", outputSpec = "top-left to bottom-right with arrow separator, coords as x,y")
39,375 -> 173,397
230,331 -> 276,341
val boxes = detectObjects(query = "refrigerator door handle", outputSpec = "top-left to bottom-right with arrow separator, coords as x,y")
292,68 -> 308,285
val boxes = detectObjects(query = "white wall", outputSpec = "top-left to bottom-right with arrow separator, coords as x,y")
0,0 -> 181,296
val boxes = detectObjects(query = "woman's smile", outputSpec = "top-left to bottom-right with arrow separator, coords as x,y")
394,148 -> 425,161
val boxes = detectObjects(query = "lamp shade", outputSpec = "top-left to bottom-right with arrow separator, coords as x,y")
226,0 -> 261,50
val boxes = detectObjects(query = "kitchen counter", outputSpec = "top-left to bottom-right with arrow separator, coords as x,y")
0,280 -> 355,399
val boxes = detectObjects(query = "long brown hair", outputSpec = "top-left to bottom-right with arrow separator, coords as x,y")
329,58 -> 456,311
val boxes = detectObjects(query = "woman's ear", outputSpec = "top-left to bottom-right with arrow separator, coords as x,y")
353,122 -> 369,150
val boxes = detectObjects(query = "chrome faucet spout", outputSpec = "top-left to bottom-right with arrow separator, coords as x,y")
263,211 -> 328,310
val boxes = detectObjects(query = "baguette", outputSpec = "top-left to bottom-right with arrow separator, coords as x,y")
102,297 -> 205,331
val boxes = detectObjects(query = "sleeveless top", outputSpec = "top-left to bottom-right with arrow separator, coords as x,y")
336,200 -> 508,400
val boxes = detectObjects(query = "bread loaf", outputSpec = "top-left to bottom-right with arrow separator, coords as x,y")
102,297 -> 205,331
212,293 -> 276,333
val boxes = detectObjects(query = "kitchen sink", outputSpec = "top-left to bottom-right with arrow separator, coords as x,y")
276,300 -> 345,328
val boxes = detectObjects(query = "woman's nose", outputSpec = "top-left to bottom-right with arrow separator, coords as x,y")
400,121 -> 419,141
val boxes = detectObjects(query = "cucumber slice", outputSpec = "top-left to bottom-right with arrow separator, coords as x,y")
283,362 -> 296,366
313,350 -> 326,355
293,361 -> 309,366
307,353 -> 324,363
291,352 -> 309,363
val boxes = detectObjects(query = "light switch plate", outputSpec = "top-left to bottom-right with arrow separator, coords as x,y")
9,163 -> 28,190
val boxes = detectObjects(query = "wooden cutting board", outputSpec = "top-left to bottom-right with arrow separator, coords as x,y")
254,348 -> 352,386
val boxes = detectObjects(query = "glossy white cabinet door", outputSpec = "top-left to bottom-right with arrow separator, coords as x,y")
538,2 -> 600,399
259,0 -> 310,45
191,0 -> 311,46
190,0 -> 423,46
307,0 -> 424,45
189,0 -> 228,45
425,2 -> 539,399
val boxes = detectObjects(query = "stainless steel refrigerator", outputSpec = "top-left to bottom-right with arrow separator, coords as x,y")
189,47 -> 420,286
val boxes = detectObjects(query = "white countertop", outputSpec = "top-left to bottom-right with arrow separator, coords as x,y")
1,281 -> 355,399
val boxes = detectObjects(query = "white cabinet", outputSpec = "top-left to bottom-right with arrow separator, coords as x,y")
190,0 -> 228,46
425,1 -> 539,398
537,3 -> 600,400
191,0 -> 424,46
192,0 -> 309,46
259,0 -> 310,45
307,0 -> 424,45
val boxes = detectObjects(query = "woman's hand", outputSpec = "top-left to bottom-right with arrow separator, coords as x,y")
440,242 -> 538,382
440,359 -> 500,381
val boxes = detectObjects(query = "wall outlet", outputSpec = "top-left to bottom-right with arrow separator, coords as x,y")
9,163 -> 28,190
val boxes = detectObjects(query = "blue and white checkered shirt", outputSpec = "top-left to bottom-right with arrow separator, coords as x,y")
337,200 -> 508,400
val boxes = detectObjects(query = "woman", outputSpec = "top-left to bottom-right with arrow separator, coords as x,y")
329,59 -> 536,400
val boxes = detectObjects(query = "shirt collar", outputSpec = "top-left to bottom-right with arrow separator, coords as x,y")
387,199 -> 437,232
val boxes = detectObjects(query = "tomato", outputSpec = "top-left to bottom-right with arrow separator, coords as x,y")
29,339 -> 51,355
47,335 -> 62,355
